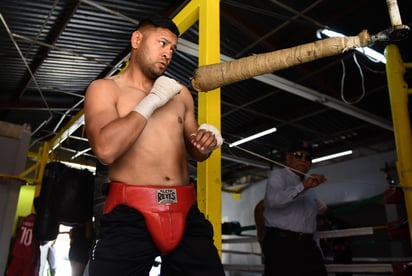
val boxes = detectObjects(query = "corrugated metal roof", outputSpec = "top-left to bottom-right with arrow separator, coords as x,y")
1,0 -> 410,184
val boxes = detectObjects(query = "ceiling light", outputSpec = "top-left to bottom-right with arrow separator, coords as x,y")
312,150 -> 353,163
318,29 -> 386,64
60,161 -> 96,173
229,127 -> 277,147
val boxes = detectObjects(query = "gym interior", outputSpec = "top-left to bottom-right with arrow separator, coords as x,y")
1,0 -> 412,275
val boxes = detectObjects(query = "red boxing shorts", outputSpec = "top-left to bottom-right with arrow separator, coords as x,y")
104,182 -> 196,255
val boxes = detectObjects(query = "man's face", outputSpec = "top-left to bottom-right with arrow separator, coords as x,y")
136,27 -> 178,78
286,150 -> 312,174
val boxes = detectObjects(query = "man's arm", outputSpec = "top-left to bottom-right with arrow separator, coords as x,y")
265,169 -> 306,207
189,124 -> 223,161
303,174 -> 327,189
182,88 -> 223,161
85,76 -> 182,165
84,79 -> 147,165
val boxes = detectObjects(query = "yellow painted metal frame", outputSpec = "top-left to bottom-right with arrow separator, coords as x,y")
174,0 -> 222,253
20,141 -> 49,197
385,44 -> 412,240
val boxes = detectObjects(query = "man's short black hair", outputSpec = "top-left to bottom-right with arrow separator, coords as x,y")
137,15 -> 180,37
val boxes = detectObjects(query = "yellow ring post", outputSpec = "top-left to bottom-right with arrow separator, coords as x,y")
174,0 -> 222,254
385,44 -> 412,240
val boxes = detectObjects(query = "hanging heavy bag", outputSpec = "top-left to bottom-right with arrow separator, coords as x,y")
52,164 -> 94,226
33,197 -> 59,242
33,162 -> 63,242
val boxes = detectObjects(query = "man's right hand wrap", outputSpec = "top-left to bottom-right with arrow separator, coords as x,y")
133,76 -> 182,119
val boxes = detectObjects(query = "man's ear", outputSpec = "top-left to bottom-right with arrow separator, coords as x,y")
131,30 -> 142,49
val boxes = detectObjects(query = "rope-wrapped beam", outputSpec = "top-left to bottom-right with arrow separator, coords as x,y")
191,30 -> 371,92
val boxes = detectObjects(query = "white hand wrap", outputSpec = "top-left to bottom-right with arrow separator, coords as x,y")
133,76 -> 182,119
198,123 -> 223,152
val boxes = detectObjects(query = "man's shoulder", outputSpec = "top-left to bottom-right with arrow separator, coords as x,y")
271,166 -> 287,173
91,76 -> 118,87
268,166 -> 293,179
86,77 -> 119,96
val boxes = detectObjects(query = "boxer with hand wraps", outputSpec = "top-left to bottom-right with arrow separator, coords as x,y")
84,15 -> 224,276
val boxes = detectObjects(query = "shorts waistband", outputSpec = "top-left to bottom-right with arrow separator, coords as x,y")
104,182 -> 197,214
266,227 -> 313,241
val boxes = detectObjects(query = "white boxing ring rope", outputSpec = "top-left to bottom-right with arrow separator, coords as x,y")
223,264 -> 396,273
221,226 -> 412,273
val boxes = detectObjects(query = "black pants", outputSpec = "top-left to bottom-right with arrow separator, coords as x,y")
262,227 -> 328,276
88,205 -> 225,276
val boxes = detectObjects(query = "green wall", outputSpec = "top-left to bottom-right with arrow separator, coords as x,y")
13,184 -> 35,234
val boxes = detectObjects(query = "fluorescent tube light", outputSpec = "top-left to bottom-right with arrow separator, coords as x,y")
312,150 -> 353,163
229,127 -> 277,147
60,161 -> 96,173
318,29 -> 386,64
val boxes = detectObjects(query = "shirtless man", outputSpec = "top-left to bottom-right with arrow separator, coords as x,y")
84,16 -> 225,276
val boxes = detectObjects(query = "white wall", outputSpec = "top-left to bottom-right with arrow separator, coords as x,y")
312,150 -> 396,205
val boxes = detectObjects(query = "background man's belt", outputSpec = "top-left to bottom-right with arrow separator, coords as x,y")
266,227 -> 313,240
